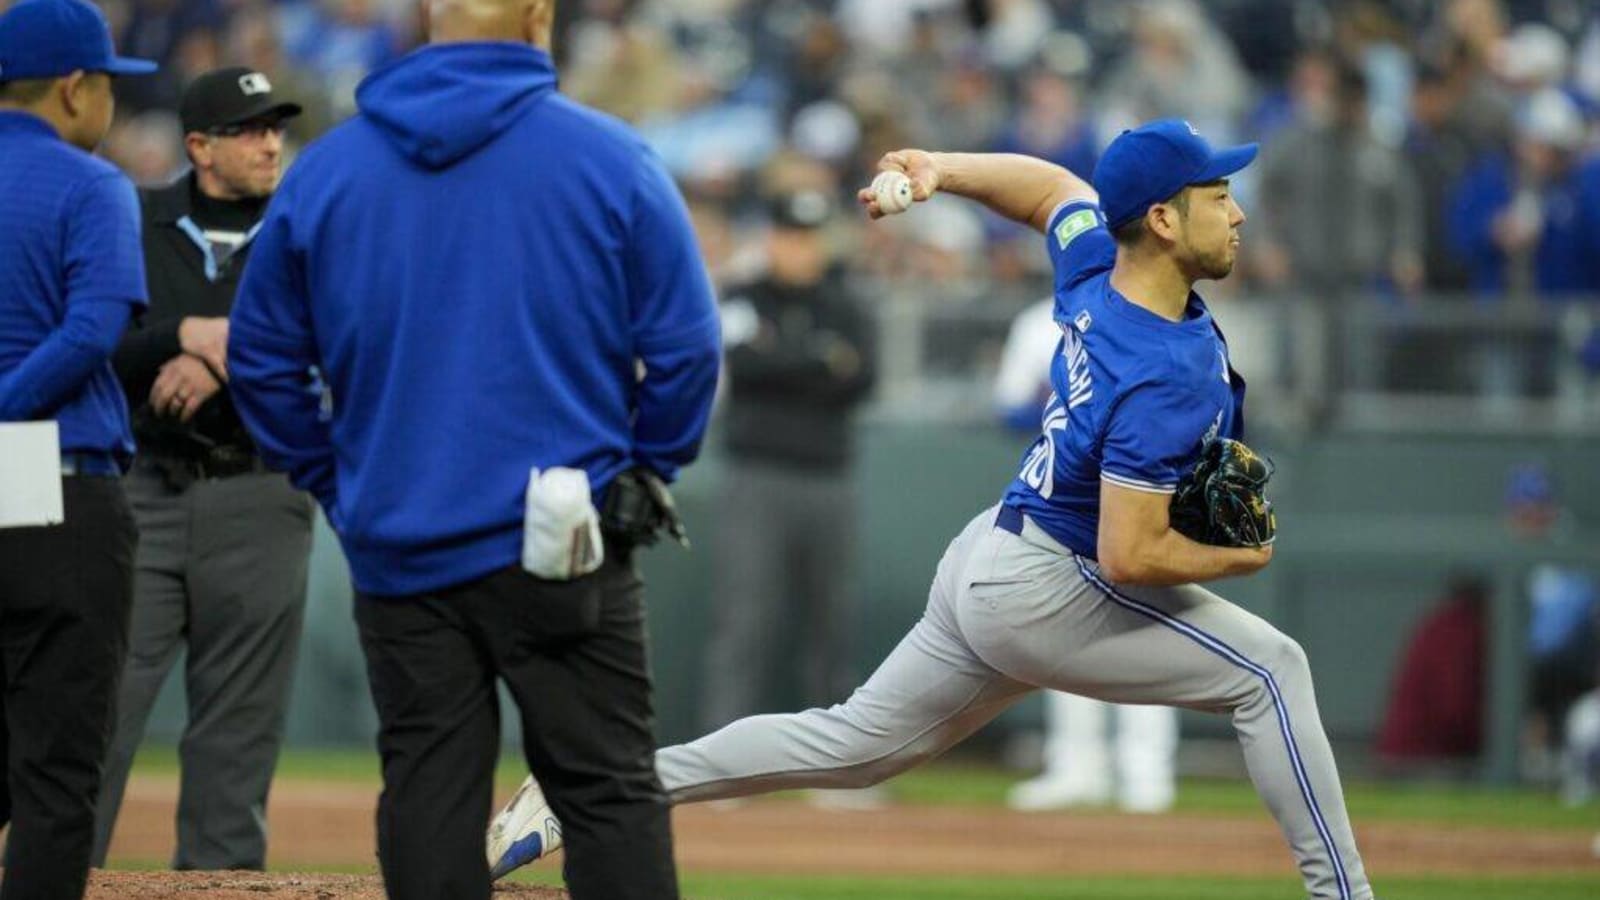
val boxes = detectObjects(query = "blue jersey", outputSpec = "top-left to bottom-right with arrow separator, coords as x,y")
1000,200 -> 1247,558
228,44 -> 720,595
0,111 -> 147,461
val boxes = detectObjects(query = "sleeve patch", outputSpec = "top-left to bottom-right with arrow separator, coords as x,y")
1054,208 -> 1099,250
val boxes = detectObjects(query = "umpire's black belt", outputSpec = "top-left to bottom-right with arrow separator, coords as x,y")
143,449 -> 269,481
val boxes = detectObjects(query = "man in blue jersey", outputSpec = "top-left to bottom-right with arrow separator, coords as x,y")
491,121 -> 1375,899
995,297 -> 1181,815
0,1 -> 155,897
225,0 -> 720,898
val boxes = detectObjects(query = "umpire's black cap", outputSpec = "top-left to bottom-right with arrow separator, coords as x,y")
180,67 -> 302,134
768,188 -> 836,231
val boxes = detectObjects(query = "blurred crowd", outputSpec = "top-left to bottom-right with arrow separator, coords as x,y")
38,0 -> 1598,802
88,0 -> 1600,312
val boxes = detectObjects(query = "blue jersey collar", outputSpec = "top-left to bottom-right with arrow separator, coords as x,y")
0,109 -> 59,140
1103,284 -> 1214,332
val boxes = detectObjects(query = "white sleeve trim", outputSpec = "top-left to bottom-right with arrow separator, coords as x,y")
1101,471 -> 1178,495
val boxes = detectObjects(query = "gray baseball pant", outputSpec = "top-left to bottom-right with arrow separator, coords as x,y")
702,460 -> 859,729
657,504 -> 1372,900
92,465 -> 313,869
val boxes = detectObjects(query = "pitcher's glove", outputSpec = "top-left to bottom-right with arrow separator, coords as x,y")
1169,438 -> 1277,548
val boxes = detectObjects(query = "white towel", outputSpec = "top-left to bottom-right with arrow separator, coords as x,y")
521,467 -> 603,580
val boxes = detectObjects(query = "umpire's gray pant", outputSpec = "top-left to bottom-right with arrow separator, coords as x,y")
700,460 -> 858,730
92,464 -> 313,869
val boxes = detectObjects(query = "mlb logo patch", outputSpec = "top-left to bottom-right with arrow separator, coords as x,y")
238,72 -> 273,96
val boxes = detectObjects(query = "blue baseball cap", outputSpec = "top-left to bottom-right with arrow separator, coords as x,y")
1092,119 -> 1258,231
0,0 -> 157,82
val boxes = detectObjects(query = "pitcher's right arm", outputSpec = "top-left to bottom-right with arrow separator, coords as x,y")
858,150 -> 1095,234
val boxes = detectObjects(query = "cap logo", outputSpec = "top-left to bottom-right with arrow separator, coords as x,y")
238,72 -> 272,96
1184,120 -> 1199,136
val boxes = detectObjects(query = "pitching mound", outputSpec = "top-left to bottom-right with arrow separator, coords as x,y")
80,870 -> 566,899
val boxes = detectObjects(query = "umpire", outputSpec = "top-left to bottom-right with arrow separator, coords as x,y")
226,0 -> 721,898
0,1 -> 153,897
704,187 -> 877,728
92,68 -> 311,871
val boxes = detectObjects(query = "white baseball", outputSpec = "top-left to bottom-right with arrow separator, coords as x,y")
872,170 -> 915,216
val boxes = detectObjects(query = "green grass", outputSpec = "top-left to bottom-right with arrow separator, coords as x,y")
122,748 -> 1600,896
131,744 -> 383,782
132,745 -> 610,787
840,763 -> 1600,831
127,747 -> 1600,831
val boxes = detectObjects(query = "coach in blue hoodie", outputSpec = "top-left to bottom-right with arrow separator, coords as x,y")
226,1 -> 720,897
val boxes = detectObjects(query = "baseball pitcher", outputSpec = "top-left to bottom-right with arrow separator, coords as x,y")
491,120 -> 1375,900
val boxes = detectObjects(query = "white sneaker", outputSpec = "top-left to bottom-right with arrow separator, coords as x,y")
1006,772 -> 1112,811
487,774 -> 564,881
1117,780 -> 1176,814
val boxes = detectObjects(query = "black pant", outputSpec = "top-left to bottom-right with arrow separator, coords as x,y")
0,477 -> 136,900
354,551 -> 677,900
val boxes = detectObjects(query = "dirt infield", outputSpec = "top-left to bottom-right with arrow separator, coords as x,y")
64,775 -> 1599,898
80,871 -> 563,899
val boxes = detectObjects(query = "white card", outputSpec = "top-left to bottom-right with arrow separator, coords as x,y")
0,421 -> 64,528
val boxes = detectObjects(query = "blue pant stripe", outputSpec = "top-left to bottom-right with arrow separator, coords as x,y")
1073,558 -> 1351,900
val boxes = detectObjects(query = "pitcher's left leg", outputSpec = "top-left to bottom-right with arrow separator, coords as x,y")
958,537 -> 1371,899
1076,570 -> 1369,899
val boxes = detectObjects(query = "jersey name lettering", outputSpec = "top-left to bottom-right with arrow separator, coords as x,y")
1061,327 -> 1093,410
1019,329 -> 1095,501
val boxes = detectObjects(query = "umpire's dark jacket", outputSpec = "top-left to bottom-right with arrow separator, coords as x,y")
113,174 -> 263,463
722,269 -> 877,470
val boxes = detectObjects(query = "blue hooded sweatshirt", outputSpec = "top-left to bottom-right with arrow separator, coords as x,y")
228,43 -> 721,595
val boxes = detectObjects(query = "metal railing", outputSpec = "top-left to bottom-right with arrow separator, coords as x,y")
862,277 -> 1600,435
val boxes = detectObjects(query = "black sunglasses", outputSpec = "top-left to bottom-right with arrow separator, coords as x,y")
207,120 -> 288,139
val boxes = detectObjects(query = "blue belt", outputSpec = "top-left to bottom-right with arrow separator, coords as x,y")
995,504 -> 1024,536
61,452 -> 120,478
